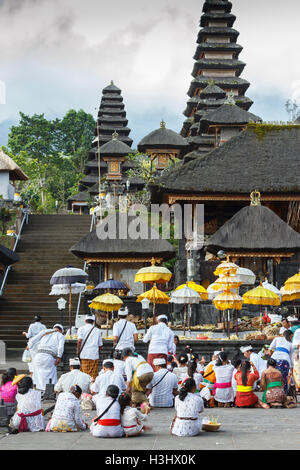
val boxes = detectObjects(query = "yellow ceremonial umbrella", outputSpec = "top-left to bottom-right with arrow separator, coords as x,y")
280,285 -> 300,302
89,293 -> 123,336
134,257 -> 172,284
213,291 -> 243,311
137,286 -> 170,323
214,274 -> 243,290
214,260 -> 239,276
243,283 -> 280,331
213,290 -> 243,338
284,270 -> 300,291
175,281 -> 208,301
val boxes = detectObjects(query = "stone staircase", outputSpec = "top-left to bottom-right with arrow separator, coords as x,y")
0,214 -> 91,348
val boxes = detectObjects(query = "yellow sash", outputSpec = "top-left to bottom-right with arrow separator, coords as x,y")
237,385 -> 253,392
131,361 -> 147,392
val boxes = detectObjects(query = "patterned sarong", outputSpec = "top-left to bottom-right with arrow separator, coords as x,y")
80,359 -> 99,380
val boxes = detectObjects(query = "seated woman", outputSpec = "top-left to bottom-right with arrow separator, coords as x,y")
231,356 -> 242,400
213,352 -> 235,408
90,385 -> 124,438
260,358 -> 288,408
10,376 -> 45,433
184,361 -> 203,392
171,378 -> 204,437
119,393 -> 152,437
0,368 -> 18,404
235,360 -> 269,409
47,385 -> 88,432
172,354 -> 189,385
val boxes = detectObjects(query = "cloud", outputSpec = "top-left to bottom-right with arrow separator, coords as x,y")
0,0 -> 299,147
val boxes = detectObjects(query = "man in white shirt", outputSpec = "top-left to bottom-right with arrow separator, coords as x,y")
143,315 -> 174,369
22,315 -> 47,374
146,358 -> 178,408
77,315 -> 103,380
29,323 -> 65,391
54,357 -> 91,394
113,307 -> 138,352
91,359 -> 125,402
241,345 -> 266,387
123,348 -> 154,406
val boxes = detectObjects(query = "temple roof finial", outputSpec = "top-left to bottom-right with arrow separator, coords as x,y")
225,91 -> 236,105
250,190 -> 261,206
160,119 -> 166,129
110,80 -> 114,85
112,130 -> 119,140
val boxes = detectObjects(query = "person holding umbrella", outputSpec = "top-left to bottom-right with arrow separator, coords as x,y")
29,324 -> 65,391
77,314 -> 103,380
143,315 -> 174,370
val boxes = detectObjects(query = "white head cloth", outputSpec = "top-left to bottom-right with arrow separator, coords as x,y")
118,307 -> 129,316
240,346 -> 253,353
153,358 -> 166,366
69,358 -> 81,366
86,314 -> 95,321
287,316 -> 297,322
157,315 -> 168,321
53,323 -> 64,332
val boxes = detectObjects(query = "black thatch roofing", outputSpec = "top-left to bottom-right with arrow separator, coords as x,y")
138,125 -> 189,152
203,0 -> 232,13
70,215 -> 176,260
99,138 -> 133,156
197,27 -> 239,41
200,12 -> 236,27
188,77 -> 250,97
153,125 -> 300,194
0,244 -> 19,266
192,59 -> 245,78
102,82 -> 121,93
194,43 -> 242,59
207,204 -> 300,252
200,84 -> 226,99
67,192 -> 89,202
200,103 -> 262,127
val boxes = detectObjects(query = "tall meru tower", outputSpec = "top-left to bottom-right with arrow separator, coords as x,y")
181,0 -> 253,153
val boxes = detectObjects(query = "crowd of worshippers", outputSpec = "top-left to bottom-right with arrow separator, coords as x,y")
1,311 -> 299,437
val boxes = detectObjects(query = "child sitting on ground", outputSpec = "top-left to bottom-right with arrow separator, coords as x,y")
119,393 -> 152,437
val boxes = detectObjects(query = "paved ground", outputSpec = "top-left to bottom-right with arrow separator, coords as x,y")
1,396 -> 300,450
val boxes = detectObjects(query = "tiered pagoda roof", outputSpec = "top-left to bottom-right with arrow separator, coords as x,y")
181,0 -> 253,153
78,81 -> 138,195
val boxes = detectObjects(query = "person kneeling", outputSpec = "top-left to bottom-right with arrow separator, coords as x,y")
90,385 -> 124,438
119,393 -> 152,437
171,378 -> 204,437
235,361 -> 269,409
47,385 -> 88,432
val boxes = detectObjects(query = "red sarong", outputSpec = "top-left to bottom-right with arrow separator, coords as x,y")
18,409 -> 42,432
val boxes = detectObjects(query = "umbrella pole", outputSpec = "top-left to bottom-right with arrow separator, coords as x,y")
223,311 -> 225,333
69,285 -> 72,335
227,309 -> 230,339
106,312 -> 109,337
260,305 -> 262,332
184,304 -> 187,336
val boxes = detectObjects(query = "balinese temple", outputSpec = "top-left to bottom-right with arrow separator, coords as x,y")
68,82 -> 143,213
206,192 -> 300,287
152,123 -> 300,291
138,120 -> 189,171
0,149 -> 28,201
181,0 -> 254,155
70,214 -> 175,313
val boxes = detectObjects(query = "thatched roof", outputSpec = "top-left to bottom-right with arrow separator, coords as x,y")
206,204 -> 300,252
70,215 -> 176,260
0,149 -> 28,181
153,124 -> 300,195
200,12 -> 236,27
138,124 -> 189,152
100,137 -> 132,157
203,0 -> 232,13
200,103 -> 262,127
0,244 -> 19,267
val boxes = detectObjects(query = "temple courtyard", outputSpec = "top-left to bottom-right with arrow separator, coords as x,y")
0,398 -> 299,451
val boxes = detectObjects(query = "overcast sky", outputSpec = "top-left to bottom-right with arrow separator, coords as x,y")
0,0 -> 299,148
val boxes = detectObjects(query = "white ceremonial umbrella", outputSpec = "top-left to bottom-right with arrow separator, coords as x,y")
262,280 -> 281,296
236,267 -> 256,285
49,282 -> 86,296
170,285 -> 201,334
50,265 -> 88,334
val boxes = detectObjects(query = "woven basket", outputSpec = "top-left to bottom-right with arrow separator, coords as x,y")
202,423 -> 221,432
